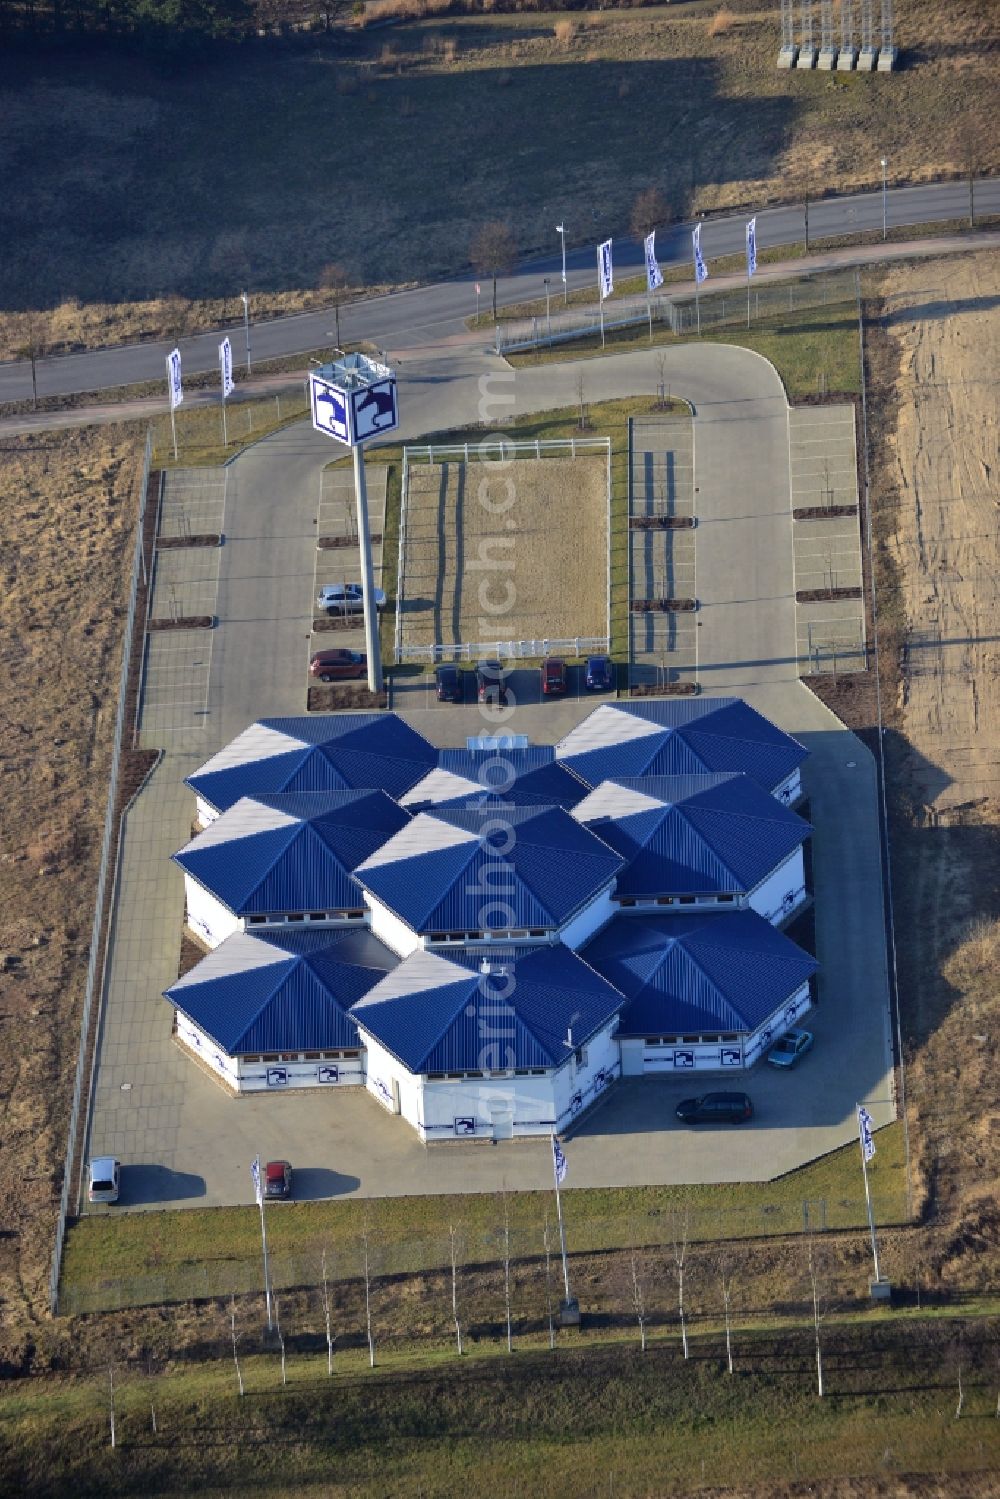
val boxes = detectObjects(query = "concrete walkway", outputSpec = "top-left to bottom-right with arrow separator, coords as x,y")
82,338 -> 895,1213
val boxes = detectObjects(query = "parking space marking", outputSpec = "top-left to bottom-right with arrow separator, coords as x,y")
628,415 -> 698,689
158,471 -> 227,540
150,545 -> 221,622
138,631 -> 215,746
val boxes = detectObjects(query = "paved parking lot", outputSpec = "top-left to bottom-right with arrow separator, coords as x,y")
157,470 -> 227,540
138,633 -> 215,746
789,405 -> 867,675
628,415 -> 698,688
150,545 -> 221,623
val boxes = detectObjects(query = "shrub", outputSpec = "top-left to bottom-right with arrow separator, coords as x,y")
708,7 -> 736,37
554,18 -> 576,45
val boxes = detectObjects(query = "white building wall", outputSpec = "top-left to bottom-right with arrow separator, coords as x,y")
365,894 -> 421,958
621,978 -> 813,1075
174,1012 -> 365,1092
195,796 -> 219,829
185,877 -> 240,950
748,847 -> 807,926
411,1016 -> 621,1141
773,767 -> 802,806
175,1012 -> 242,1089
362,1033 -> 423,1128
742,981 -> 813,1068
559,885 -> 617,951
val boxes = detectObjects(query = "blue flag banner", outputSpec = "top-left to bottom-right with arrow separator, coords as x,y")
746,216 -> 758,278
857,1105 -> 876,1163
598,237 -> 614,301
167,347 -> 183,410
644,230 -> 663,292
693,223 -> 708,286
219,337 -> 234,399
251,1155 -> 263,1205
552,1135 -> 568,1185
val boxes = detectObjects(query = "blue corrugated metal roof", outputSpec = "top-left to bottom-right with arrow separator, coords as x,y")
558,699 -> 807,792
172,791 -> 410,915
355,806 -> 623,933
352,944 -> 624,1072
582,774 -> 810,896
186,714 -> 437,813
422,747 -> 588,811
583,910 -> 817,1035
164,927 -> 399,1054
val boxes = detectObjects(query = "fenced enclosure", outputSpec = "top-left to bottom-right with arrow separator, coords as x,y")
58,1188 -> 910,1316
495,268 -> 859,355
395,438 -> 612,665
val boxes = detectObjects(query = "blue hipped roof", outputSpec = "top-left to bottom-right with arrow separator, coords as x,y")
355,805 -> 624,934
172,791 -> 410,916
555,698 -> 807,792
579,773 -> 810,897
164,927 -> 399,1055
405,746 -> 588,812
351,943 -> 625,1072
186,714 -> 437,814
583,910 -> 817,1036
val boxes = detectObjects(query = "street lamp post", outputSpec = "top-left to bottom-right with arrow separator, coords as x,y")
241,290 -> 252,374
543,277 -> 551,343
555,223 -> 567,304
880,157 -> 888,241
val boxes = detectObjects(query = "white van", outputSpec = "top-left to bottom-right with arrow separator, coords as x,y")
87,1156 -> 120,1204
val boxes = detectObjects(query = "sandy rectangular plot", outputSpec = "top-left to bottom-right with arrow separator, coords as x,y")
400,455 -> 607,649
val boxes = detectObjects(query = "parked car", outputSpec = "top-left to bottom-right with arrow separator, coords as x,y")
767,1027 -> 814,1068
87,1156 -> 121,1204
585,655 -> 614,692
309,648 -> 367,682
316,583 -> 386,615
675,1092 -> 753,1125
541,658 -> 568,697
476,660 -> 508,706
264,1160 -> 293,1199
435,664 -> 464,702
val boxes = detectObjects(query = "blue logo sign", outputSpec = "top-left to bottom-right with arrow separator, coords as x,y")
318,1064 -> 339,1084
454,1116 -> 476,1135
352,378 -> 398,441
310,374 -> 350,443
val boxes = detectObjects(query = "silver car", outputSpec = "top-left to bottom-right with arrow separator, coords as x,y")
316,583 -> 386,615
767,1028 -> 814,1068
87,1156 -> 120,1203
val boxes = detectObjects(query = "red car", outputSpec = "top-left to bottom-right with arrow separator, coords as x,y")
541,658 -> 568,696
264,1160 -> 293,1199
309,648 -> 367,682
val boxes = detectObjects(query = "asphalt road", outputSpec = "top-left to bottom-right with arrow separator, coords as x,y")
2,176 -> 996,406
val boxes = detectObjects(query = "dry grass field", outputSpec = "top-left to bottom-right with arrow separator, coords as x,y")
398,453 -> 608,649
871,250 -> 1000,1248
0,423 -> 145,1327
0,0 -> 997,357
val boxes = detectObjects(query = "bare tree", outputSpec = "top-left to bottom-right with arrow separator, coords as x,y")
655,350 -> 670,410
13,313 -> 41,410
670,1209 -> 690,1359
449,1224 -> 464,1356
108,1364 -> 116,1449
806,1235 -> 826,1397
629,1247 -> 648,1352
630,186 -> 670,242
576,371 -> 589,431
720,1254 -> 736,1375
274,1295 -> 287,1387
542,1215 -> 556,1351
230,1296 -> 245,1398
320,261 -> 351,348
320,1249 -> 335,1376
500,1189 -> 514,1353
470,221 -> 517,322
361,1217 -> 376,1368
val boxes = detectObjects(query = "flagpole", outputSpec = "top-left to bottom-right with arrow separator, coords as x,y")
253,1155 -> 274,1329
222,393 -> 228,450
166,355 -> 178,461
747,258 -> 751,331
597,246 -> 605,349
552,1133 -> 572,1301
857,1106 -> 882,1283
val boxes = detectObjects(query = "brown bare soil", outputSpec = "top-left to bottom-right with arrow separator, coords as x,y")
155,534 -> 222,549
0,423 -> 145,1326
400,455 -> 608,649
